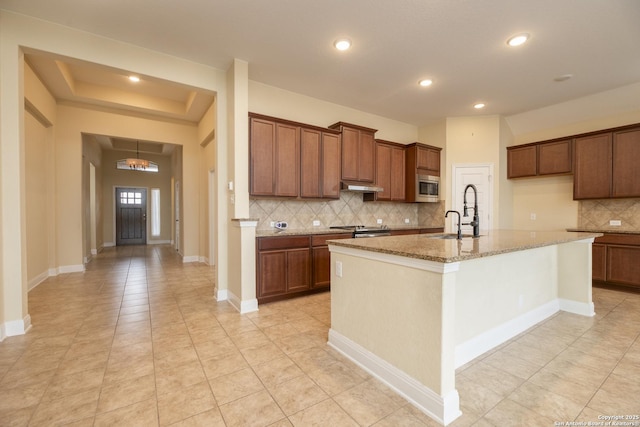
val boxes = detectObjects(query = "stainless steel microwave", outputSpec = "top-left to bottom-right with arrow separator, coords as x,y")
416,174 -> 439,202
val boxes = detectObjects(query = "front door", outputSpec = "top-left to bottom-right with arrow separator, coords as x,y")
116,187 -> 147,245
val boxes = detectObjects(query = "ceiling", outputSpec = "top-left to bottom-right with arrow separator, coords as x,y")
4,0 -> 640,127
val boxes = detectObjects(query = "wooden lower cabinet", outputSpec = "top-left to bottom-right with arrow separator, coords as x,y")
257,233 -> 351,303
592,234 -> 640,291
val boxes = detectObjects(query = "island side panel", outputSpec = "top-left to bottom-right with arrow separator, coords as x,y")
329,252 -> 454,395
454,245 -> 559,348
557,239 -> 595,316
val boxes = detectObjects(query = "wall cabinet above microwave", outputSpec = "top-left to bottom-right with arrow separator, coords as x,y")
405,143 -> 441,203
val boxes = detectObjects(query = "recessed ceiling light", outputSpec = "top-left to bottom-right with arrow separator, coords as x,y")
474,103 -> 486,109
418,79 -> 433,87
554,74 -> 573,82
128,75 -> 140,83
507,33 -> 529,47
334,39 -> 352,51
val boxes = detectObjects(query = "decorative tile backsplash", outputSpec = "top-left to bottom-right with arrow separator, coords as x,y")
578,198 -> 640,231
250,192 -> 445,231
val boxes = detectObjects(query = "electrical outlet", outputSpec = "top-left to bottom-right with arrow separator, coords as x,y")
609,220 -> 622,226
404,218 -> 410,224
312,220 -> 320,226
270,221 -> 275,227
376,219 -> 383,224
530,213 -> 536,220
336,261 -> 343,278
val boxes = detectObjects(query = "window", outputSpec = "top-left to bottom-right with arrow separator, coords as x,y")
151,188 -> 161,237
120,191 -> 142,205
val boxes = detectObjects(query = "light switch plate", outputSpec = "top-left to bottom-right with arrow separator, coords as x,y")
376,219 -> 383,224
312,220 -> 320,226
609,220 -> 622,226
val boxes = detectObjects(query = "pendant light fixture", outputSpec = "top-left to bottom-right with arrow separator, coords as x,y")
116,140 -> 159,172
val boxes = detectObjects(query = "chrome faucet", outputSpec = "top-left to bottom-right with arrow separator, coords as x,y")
445,210 -> 462,240
463,184 -> 480,238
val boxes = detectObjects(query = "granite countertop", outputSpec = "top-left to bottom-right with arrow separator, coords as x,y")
256,228 -> 352,237
327,229 -> 603,263
567,228 -> 640,235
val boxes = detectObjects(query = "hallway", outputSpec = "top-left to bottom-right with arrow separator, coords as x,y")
0,245 -> 639,426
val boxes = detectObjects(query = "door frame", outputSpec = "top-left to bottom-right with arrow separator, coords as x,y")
113,185 -> 149,246
450,163 -> 494,233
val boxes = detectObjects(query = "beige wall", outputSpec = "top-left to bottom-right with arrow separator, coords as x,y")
249,81 -> 418,143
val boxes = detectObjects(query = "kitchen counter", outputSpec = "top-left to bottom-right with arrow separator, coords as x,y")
327,229 -> 598,425
328,229 -> 602,263
567,227 -> 640,235
255,225 -> 443,237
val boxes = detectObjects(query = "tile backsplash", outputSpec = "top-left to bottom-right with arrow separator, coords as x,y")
578,198 -> 640,231
250,192 -> 445,231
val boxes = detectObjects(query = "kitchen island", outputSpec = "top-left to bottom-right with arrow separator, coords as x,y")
327,229 -> 601,425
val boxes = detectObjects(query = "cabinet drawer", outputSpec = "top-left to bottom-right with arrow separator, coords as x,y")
258,236 -> 310,251
311,233 -> 352,247
594,234 -> 640,246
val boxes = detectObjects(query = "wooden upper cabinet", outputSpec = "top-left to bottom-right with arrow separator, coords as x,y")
415,145 -> 441,176
274,123 -> 300,197
573,133 -> 612,199
300,127 -> 341,199
249,115 -> 299,197
538,139 -> 572,176
300,128 -> 322,198
250,117 -> 276,196
612,128 -> 640,198
507,139 -> 572,179
507,145 -> 537,178
250,113 -> 341,200
375,140 -> 405,201
321,132 -> 341,198
329,122 -> 377,183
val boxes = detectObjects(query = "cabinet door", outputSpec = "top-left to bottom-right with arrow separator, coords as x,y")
322,132 -> 341,198
612,128 -> 640,198
258,251 -> 287,297
341,127 -> 359,181
375,144 -> 392,201
250,118 -> 276,196
390,146 -> 406,200
606,245 -> 640,288
592,243 -> 606,282
573,133 -> 612,199
507,145 -> 537,178
538,139 -> 572,175
286,248 -> 311,292
275,123 -> 299,197
359,131 -> 375,182
300,128 -> 321,198
312,246 -> 331,288
416,146 -> 440,176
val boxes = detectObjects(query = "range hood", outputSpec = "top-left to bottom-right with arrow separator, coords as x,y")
340,181 -> 384,192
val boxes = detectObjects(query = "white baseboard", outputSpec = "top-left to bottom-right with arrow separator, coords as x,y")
3,315 -> 32,338
91,248 -> 98,256
182,255 -> 199,263
455,299 -> 560,368
57,264 -> 85,274
215,288 -> 228,301
559,298 -> 595,317
148,239 -> 171,245
103,242 -> 115,247
328,329 -> 461,426
28,271 -> 49,291
227,290 -> 259,314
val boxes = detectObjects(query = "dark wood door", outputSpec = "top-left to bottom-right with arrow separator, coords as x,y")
612,128 -> 640,197
250,117 -> 276,196
573,133 -> 612,199
359,131 -> 375,182
538,139 -> 572,175
341,127 -> 360,181
300,128 -> 321,198
116,187 -> 147,245
321,132 -> 341,199
375,143 -> 392,200
390,145 -> 405,200
606,245 -> 640,288
592,243 -> 606,282
275,123 -> 299,197
507,145 -> 537,178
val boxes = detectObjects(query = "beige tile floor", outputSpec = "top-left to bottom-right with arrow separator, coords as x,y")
1,245 -> 639,426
